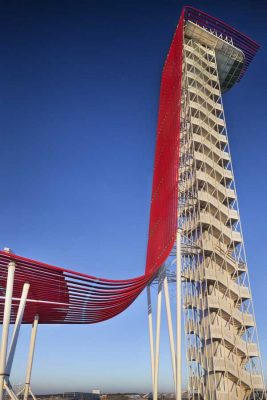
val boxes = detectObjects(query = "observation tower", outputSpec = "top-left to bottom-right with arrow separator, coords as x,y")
0,6 -> 265,400
146,6 -> 265,400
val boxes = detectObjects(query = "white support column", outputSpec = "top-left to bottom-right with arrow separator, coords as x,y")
176,230 -> 182,400
0,261 -> 16,400
3,382 -> 19,400
147,285 -> 155,389
16,388 -> 24,397
154,278 -> 162,400
29,387 -> 37,400
24,315 -> 39,400
163,275 -> 176,391
6,282 -> 30,377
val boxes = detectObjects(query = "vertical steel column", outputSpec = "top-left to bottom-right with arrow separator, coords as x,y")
147,285 -> 155,389
6,282 -> 30,376
29,388 -> 37,400
176,230 -> 182,400
163,275 -> 176,391
24,315 -> 39,400
4,383 -> 19,400
0,261 -> 16,400
154,278 -> 162,400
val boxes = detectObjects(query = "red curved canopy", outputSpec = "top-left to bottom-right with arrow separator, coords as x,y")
0,250 -> 150,324
0,13 -> 184,324
0,7 -> 259,324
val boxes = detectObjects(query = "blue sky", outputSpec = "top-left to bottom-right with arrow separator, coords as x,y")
0,0 -> 267,394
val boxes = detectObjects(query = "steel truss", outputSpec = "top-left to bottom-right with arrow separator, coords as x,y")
147,30 -> 265,400
180,35 -> 266,399
0,257 -> 39,400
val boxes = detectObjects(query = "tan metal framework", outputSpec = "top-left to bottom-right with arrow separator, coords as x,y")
179,33 -> 265,400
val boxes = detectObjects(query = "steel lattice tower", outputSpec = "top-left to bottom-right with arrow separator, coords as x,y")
146,7 -> 266,400
178,14 -> 265,400
0,6 -> 265,400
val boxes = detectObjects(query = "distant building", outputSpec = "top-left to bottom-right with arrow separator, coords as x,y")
36,392 -> 100,400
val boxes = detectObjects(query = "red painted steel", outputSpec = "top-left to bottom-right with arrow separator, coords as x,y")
0,8 -> 259,324
145,10 -> 184,275
0,250 -> 148,324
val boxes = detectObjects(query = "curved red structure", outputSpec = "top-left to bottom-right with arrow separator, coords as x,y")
0,7 -> 259,324
145,9 -> 184,276
0,251 -> 148,324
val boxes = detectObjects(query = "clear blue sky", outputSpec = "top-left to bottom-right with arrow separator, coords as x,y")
0,0 -> 267,394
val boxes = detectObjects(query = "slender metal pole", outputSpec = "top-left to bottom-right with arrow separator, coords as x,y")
6,282 -> 30,376
0,261 -> 16,400
3,381 -> 19,400
16,387 -> 25,397
163,275 -> 176,391
24,315 -> 39,400
147,285 -> 155,389
176,230 -> 182,400
29,387 -> 37,400
154,278 -> 162,400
